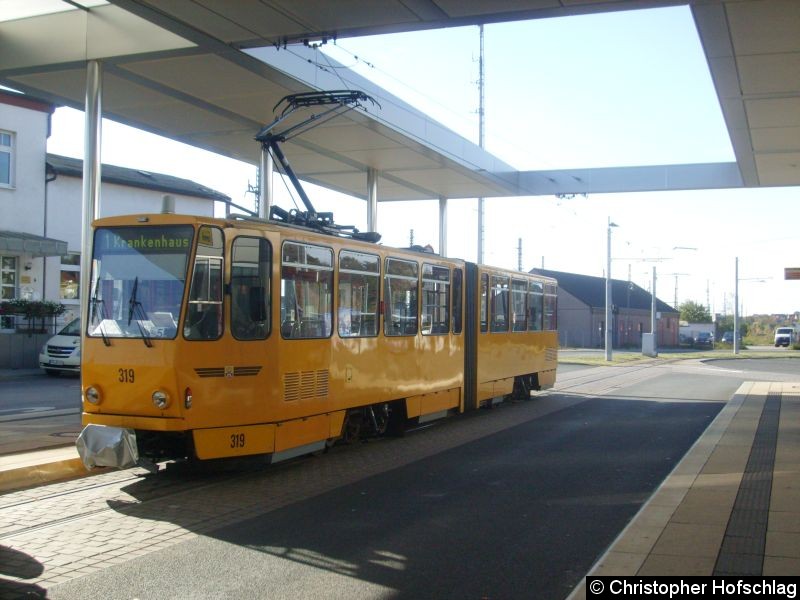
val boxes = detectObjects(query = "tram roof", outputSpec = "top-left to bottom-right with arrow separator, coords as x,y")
0,1 -> 796,199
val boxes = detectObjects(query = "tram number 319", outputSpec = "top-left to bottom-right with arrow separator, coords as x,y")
231,433 -> 246,449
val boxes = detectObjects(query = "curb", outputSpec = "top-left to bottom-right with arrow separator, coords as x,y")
0,457 -> 95,493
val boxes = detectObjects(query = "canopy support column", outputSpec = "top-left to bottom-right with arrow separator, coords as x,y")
367,168 -> 378,233
80,59 -> 102,334
439,196 -> 448,257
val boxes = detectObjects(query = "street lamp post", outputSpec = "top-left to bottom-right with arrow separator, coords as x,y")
734,257 -> 740,355
605,217 -> 618,361
651,266 -> 657,355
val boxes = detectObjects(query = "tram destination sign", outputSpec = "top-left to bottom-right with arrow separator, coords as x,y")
96,226 -> 193,254
785,267 -> 800,280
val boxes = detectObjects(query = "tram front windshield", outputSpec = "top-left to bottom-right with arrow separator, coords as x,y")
88,225 -> 194,340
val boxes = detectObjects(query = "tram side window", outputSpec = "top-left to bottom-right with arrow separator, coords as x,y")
422,263 -> 450,335
490,275 -> 509,332
527,281 -> 544,331
384,258 -> 418,336
230,237 -> 271,341
480,273 -> 489,333
338,250 -> 379,337
185,226 -> 224,340
511,279 -> 527,332
452,267 -> 463,335
544,283 -> 558,331
281,242 -> 333,339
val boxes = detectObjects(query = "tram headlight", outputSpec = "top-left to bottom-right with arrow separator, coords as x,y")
152,390 -> 170,410
85,386 -> 102,405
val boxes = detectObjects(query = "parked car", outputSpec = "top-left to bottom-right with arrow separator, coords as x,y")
39,318 -> 81,376
721,331 -> 740,344
693,331 -> 714,349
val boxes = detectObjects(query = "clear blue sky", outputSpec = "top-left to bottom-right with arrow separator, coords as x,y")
47,5 -> 799,316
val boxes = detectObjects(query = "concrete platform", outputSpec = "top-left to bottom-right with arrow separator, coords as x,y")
569,380 -> 800,597
0,446 -> 91,493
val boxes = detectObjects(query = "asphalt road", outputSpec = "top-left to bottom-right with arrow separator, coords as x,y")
45,364 -> 735,600
0,374 -> 80,414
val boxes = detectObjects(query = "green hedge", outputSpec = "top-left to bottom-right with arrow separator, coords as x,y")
0,299 -> 66,319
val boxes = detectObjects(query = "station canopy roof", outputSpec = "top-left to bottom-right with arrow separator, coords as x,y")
1,0 -> 798,201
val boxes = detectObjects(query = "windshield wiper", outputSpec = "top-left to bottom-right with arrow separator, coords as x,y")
127,277 -> 153,347
90,278 -> 110,347
127,276 -> 139,325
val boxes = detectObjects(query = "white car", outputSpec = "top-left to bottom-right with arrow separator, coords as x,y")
39,318 -> 81,376
774,327 -> 796,348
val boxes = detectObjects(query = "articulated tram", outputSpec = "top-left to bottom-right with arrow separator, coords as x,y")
76,90 -> 557,469
77,213 -> 557,468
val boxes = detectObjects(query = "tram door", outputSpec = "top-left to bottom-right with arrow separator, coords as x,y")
184,226 -> 224,341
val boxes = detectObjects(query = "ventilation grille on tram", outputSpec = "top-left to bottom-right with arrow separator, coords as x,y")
284,370 -> 329,401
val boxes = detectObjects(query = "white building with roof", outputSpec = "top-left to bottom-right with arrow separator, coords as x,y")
0,90 -> 229,368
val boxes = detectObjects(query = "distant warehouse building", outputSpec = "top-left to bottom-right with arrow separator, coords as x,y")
530,269 -> 679,349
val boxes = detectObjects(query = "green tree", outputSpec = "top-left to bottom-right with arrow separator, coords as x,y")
715,314 -> 748,338
679,300 -> 712,323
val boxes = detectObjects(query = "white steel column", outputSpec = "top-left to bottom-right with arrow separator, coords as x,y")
438,196 -> 448,257
367,168 -> 378,232
258,147 -> 273,219
80,60 -> 102,336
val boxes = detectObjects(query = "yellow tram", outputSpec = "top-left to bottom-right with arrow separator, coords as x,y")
77,212 -> 557,468
75,90 -> 558,469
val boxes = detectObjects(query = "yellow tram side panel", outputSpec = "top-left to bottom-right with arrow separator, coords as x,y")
476,332 -> 558,403
474,264 -> 559,404
327,248 -> 466,420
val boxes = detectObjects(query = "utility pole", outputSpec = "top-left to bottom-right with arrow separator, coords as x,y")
409,229 -> 414,246
477,25 -> 485,264
517,238 -> 523,271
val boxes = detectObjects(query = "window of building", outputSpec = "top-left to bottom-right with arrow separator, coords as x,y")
1,256 -> 16,300
421,263 -> 450,335
338,250 -> 379,338
527,280 -> 543,331
1,256 -> 17,329
185,226 -> 224,340
281,241 -> 333,339
490,275 -> 509,332
59,253 -> 80,301
511,279 -> 527,332
451,267 -> 463,335
384,258 -> 418,336
230,237 -> 271,340
0,131 -> 13,187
